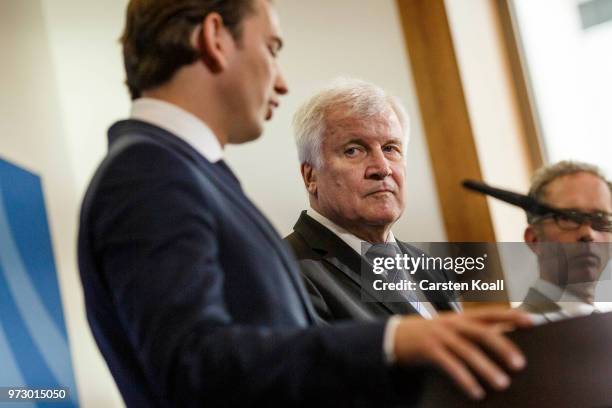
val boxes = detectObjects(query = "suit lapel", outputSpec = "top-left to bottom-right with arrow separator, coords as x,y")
110,121 -> 317,323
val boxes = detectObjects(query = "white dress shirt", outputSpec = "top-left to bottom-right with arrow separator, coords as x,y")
530,279 -> 600,324
307,208 -> 398,254
130,97 -> 223,163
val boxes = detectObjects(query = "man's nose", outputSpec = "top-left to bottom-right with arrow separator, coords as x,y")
577,222 -> 597,242
274,68 -> 289,95
365,150 -> 391,180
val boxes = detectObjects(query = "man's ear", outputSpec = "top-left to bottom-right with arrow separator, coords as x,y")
301,163 -> 317,196
524,226 -> 539,254
192,12 -> 233,73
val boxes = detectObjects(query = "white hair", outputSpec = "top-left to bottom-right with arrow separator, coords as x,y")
292,77 -> 411,168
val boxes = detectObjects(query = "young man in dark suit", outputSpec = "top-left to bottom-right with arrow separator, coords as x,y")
78,1 -> 531,406
286,78 -> 460,322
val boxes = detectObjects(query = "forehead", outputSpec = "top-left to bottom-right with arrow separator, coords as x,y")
324,108 -> 403,145
543,172 -> 612,212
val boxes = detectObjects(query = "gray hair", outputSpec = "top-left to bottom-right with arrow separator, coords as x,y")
527,160 -> 612,223
292,77 -> 410,168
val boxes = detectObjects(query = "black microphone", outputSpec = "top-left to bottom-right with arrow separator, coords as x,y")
462,179 -> 558,217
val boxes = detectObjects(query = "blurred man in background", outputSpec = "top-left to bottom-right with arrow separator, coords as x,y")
521,161 -> 612,322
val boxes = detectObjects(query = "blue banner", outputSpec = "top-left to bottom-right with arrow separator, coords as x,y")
0,158 -> 78,407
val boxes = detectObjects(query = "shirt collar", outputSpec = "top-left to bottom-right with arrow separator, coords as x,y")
306,207 -> 396,255
532,278 -> 598,316
130,97 -> 223,163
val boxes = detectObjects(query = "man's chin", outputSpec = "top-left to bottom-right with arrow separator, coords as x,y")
228,122 -> 264,144
565,282 -> 597,302
566,267 -> 602,284
361,211 -> 401,227
265,108 -> 274,121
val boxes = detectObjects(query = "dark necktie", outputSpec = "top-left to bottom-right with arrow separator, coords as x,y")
364,243 -> 431,318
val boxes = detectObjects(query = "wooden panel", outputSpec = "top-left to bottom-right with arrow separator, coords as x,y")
395,0 -> 496,242
395,0 -> 510,307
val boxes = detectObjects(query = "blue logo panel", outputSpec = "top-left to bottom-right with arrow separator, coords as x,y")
0,158 -> 78,407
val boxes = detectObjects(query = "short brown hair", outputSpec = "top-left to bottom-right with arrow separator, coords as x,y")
121,0 -> 256,100
527,160 -> 612,223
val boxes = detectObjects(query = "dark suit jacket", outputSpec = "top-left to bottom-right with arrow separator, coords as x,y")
285,211 -> 459,323
78,120 -> 423,407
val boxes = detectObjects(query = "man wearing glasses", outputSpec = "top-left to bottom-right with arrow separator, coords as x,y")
521,161 -> 612,322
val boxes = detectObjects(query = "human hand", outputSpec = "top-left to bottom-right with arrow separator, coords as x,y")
394,308 -> 532,400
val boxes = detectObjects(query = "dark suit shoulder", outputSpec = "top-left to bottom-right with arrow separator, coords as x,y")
285,230 -> 321,261
106,128 -> 196,173
81,131 -> 222,263
86,138 -> 209,207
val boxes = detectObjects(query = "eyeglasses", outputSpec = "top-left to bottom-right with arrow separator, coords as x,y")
532,209 -> 612,233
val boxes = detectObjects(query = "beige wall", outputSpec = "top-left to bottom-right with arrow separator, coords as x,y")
40,0 -> 129,193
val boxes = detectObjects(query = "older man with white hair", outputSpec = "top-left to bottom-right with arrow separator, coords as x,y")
281,78 -> 534,401
285,78 -> 459,322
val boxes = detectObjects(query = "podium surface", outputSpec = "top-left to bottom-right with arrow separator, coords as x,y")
421,311 -> 612,407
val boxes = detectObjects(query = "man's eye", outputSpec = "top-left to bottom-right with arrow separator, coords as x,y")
383,145 -> 401,155
345,147 -> 360,157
